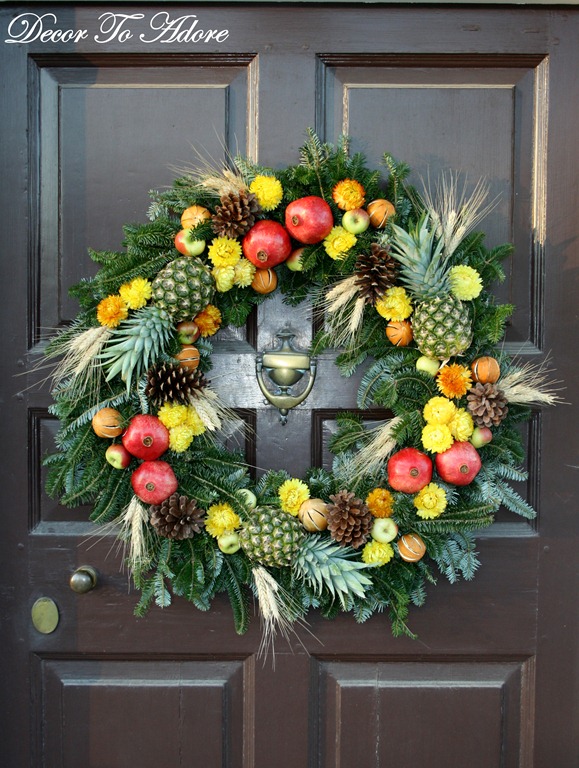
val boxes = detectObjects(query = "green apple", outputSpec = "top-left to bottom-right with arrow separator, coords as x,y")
342,208 -> 370,234
105,443 -> 131,469
236,488 -> 257,509
470,426 -> 493,448
217,531 -> 241,554
174,229 -> 206,256
371,517 -> 399,544
286,247 -> 305,272
416,355 -> 440,377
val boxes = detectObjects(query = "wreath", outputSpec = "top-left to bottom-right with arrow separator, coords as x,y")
45,131 -> 559,647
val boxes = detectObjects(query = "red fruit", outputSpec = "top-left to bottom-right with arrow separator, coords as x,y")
122,414 -> 170,460
131,460 -> 178,505
387,447 -> 433,493
242,220 -> 292,268
105,443 -> 132,470
285,196 -> 334,244
435,441 -> 482,486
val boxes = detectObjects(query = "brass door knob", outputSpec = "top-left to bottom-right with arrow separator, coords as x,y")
69,566 -> 98,594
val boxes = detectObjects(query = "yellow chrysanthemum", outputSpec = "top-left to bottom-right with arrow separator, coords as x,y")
205,502 -> 241,538
421,423 -> 454,454
118,277 -> 152,310
249,175 -> 283,211
437,363 -> 472,399
414,482 -> 447,519
423,396 -> 457,425
366,488 -> 395,518
449,265 -> 483,300
185,406 -> 206,436
362,540 -> 394,566
332,178 -> 366,211
278,478 -> 310,516
96,295 -> 128,328
375,287 -> 413,321
157,402 -> 189,429
233,258 -> 256,287
207,237 -> 242,268
212,265 -> 236,293
323,226 -> 357,260
449,408 -> 474,441
169,424 -> 195,453
194,304 -> 222,337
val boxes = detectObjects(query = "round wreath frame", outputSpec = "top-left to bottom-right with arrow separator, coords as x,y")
45,131 -> 557,643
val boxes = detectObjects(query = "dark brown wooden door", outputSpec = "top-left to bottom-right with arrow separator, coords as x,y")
1,4 -> 578,766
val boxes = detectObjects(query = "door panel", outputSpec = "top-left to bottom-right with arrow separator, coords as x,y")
1,5 -> 578,767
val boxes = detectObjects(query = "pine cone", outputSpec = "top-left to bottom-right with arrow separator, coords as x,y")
467,382 -> 509,427
326,490 -> 373,549
145,363 -> 206,406
212,190 -> 261,238
150,493 -> 205,540
354,243 -> 398,304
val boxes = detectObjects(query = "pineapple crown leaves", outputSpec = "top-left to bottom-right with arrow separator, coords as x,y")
388,213 -> 450,299
293,535 -> 373,610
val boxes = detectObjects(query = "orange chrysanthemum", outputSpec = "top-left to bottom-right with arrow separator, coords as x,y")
332,178 -> 366,211
96,295 -> 128,328
194,304 -> 222,337
437,363 -> 473,399
366,488 -> 395,518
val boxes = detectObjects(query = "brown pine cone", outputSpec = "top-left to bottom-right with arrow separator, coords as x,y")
326,490 -> 373,549
354,243 -> 398,305
212,190 -> 261,238
150,494 -> 205,540
145,363 -> 206,406
467,382 -> 509,427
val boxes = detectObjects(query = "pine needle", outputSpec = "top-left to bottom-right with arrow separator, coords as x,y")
349,416 -> 403,477
500,359 -> 565,407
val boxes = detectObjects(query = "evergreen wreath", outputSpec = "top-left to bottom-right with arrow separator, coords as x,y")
45,130 -> 560,646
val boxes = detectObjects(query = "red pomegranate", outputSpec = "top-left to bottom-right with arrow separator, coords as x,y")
131,460 -> 178,505
285,196 -> 334,244
242,220 -> 292,268
435,441 -> 482,486
387,447 -> 433,493
122,414 -> 170,460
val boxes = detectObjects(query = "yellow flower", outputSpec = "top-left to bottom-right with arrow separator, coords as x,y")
206,502 -> 241,538
449,265 -> 483,301
414,482 -> 447,519
278,478 -> 310,516
332,178 -> 366,211
118,277 -> 152,310
157,402 -> 189,429
212,265 -> 236,292
249,175 -> 283,211
362,540 -> 394,566
233,258 -> 256,287
207,237 -> 242,268
366,488 -> 395,518
375,287 -> 413,321
96,295 -> 128,328
423,396 -> 457,425
194,304 -> 222,337
437,363 -> 472,399
323,226 -> 357,260
186,406 -> 206,436
421,423 -> 454,453
169,424 -> 195,453
449,408 -> 474,441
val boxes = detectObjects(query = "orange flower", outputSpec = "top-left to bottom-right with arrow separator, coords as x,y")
437,363 -> 472,399
194,304 -> 222,337
366,487 -> 394,518
96,295 -> 128,328
332,178 -> 366,211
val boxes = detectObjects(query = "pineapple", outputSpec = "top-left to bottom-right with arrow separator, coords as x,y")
240,507 -> 372,607
389,214 -> 472,359
152,256 -> 214,321
100,305 -> 173,391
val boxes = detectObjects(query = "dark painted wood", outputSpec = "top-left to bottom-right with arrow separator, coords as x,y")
1,4 -> 578,767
